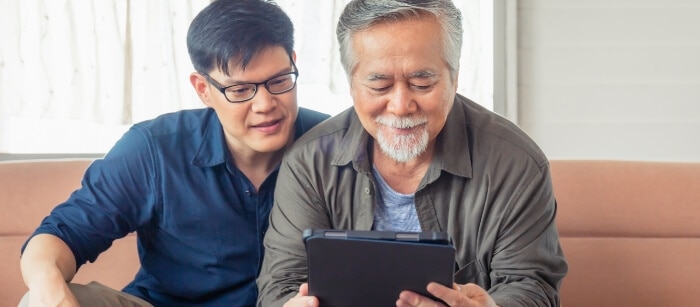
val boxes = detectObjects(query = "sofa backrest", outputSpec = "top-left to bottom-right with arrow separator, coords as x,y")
0,159 -> 139,304
551,160 -> 700,307
4,158 -> 698,305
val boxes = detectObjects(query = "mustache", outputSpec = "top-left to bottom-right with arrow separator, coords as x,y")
375,115 -> 428,129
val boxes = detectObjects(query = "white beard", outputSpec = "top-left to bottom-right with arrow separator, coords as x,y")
375,115 -> 429,163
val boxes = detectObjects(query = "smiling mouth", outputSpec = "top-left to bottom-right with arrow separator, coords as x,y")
253,119 -> 282,128
385,123 -> 425,134
251,118 -> 285,134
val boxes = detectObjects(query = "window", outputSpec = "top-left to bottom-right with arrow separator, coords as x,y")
0,0 -> 492,154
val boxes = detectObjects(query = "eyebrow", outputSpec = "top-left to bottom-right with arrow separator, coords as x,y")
365,70 -> 438,81
409,70 -> 437,78
221,64 -> 295,85
366,73 -> 391,81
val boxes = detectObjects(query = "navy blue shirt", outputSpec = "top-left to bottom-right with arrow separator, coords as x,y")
24,107 -> 328,306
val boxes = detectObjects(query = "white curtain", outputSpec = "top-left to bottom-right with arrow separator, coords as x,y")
0,0 -> 491,153
0,0 -> 208,126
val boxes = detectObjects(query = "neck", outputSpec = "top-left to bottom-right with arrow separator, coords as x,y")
229,145 -> 288,193
371,142 -> 435,194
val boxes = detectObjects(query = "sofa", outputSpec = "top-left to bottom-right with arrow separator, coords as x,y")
1,158 -> 699,306
0,159 -> 139,304
552,160 -> 700,307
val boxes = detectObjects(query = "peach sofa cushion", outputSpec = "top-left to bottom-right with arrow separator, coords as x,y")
0,159 -> 138,304
551,160 -> 700,307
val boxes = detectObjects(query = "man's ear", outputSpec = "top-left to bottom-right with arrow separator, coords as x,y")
190,73 -> 213,107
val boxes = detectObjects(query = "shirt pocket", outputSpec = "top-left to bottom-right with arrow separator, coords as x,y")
454,259 -> 490,288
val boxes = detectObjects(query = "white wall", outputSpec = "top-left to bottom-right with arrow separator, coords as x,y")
517,0 -> 700,162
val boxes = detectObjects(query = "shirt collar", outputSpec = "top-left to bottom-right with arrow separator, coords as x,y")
191,107 -> 323,168
333,109 -> 372,173
433,95 -> 473,179
191,110 -> 228,168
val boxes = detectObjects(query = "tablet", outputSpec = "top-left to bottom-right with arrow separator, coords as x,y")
303,229 -> 455,307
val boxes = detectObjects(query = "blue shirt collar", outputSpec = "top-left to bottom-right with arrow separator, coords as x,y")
191,110 -> 228,168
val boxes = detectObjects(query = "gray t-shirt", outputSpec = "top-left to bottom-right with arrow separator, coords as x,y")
371,164 -> 421,232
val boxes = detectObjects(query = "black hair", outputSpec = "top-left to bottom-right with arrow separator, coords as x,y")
187,0 -> 294,76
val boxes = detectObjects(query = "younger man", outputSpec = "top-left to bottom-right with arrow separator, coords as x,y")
20,0 -> 328,306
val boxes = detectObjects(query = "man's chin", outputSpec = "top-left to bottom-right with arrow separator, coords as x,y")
376,132 -> 429,163
249,138 -> 289,154
378,144 -> 426,163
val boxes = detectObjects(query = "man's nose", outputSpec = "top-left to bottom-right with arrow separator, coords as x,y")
386,83 -> 415,115
250,86 -> 278,112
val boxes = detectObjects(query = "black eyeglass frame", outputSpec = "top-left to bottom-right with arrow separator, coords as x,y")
201,59 -> 299,103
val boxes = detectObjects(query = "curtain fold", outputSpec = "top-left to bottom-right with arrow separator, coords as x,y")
0,0 -> 207,126
0,0 -> 490,153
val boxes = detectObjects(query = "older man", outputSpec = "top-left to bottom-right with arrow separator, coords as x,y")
257,1 -> 567,306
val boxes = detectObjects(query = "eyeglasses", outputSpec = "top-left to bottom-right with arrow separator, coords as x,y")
201,61 -> 299,103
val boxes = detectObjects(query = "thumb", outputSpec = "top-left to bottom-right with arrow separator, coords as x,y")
297,283 -> 310,296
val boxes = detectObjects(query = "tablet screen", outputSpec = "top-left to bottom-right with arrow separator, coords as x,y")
303,229 -> 455,307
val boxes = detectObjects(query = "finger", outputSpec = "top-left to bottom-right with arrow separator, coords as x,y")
396,290 -> 447,307
426,282 -> 472,307
396,290 -> 419,307
299,283 -> 320,306
284,284 -> 318,307
298,283 -> 309,297
450,283 -> 498,307
283,296 -> 319,307
458,283 -> 489,297
282,283 -> 320,307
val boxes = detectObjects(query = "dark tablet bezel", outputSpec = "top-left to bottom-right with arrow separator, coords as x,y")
303,229 -> 455,307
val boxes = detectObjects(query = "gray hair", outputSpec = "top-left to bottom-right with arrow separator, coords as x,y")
336,0 -> 463,80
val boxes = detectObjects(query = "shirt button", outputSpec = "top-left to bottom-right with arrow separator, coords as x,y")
364,187 -> 371,195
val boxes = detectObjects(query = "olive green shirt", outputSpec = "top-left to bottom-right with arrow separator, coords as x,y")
257,95 -> 567,307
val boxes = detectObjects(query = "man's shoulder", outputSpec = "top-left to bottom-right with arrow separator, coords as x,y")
298,107 -> 330,124
111,108 -> 216,160
285,107 -> 358,163
455,95 -> 548,166
295,107 -> 354,144
132,108 -> 213,137
295,107 -> 331,137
